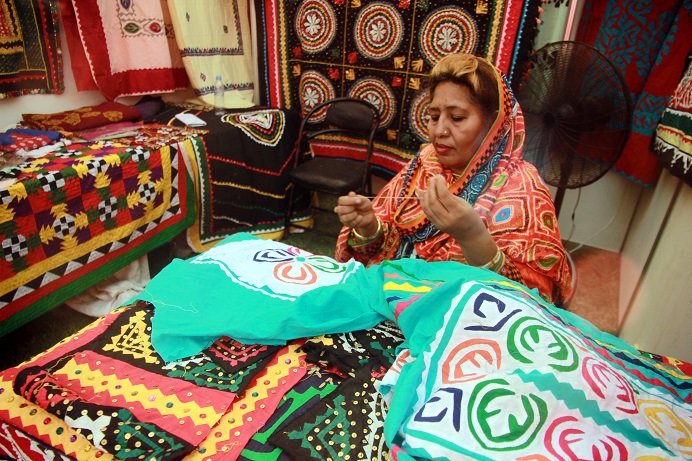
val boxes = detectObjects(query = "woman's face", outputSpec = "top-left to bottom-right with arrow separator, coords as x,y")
427,81 -> 491,174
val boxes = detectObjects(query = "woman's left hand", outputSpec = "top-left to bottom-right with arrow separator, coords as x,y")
418,175 -> 487,243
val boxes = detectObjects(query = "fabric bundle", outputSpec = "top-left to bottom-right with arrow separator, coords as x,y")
21,101 -> 142,132
0,128 -> 62,153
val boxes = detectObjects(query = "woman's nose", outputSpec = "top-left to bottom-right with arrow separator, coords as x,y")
434,119 -> 450,137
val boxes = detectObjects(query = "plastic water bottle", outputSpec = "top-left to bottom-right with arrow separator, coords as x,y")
214,75 -> 224,115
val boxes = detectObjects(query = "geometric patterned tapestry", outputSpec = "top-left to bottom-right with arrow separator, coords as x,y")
255,0 -> 542,176
0,0 -> 63,98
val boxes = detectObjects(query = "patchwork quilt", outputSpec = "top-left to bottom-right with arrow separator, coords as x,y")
0,125 -> 195,334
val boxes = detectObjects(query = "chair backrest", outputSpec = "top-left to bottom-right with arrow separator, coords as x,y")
293,97 -> 380,195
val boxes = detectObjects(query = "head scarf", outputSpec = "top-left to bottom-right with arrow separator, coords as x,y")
335,56 -> 573,304
384,59 -> 520,259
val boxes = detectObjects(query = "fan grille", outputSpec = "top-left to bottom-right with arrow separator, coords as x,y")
515,41 -> 631,189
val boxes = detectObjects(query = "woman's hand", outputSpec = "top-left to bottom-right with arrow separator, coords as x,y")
419,175 -> 497,266
418,175 -> 484,240
334,192 -> 379,237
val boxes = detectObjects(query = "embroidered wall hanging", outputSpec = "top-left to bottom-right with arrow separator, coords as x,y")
63,0 -> 189,101
255,0 -> 543,176
0,0 -> 63,98
167,0 -> 256,109
653,59 -> 692,186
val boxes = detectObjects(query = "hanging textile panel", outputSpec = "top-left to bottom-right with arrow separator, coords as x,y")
167,0 -> 256,109
57,0 -> 96,91
0,0 -> 63,98
255,0 -> 542,176
653,60 -> 692,186
576,0 -> 692,187
67,0 -> 189,101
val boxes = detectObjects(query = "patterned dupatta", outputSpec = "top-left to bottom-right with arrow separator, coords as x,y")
381,67 -> 520,260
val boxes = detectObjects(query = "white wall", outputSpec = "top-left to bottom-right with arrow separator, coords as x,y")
619,174 -> 692,362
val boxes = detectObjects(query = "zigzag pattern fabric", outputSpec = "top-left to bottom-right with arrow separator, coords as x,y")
0,126 -> 195,334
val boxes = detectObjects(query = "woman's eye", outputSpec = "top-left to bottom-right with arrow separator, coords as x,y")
452,116 -> 466,122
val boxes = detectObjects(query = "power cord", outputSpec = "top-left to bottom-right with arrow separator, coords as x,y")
564,185 -> 627,255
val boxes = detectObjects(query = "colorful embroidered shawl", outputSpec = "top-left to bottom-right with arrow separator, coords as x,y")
335,66 -> 572,305
64,0 -> 189,100
0,0 -> 63,98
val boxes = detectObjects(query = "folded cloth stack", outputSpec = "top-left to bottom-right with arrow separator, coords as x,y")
0,128 -> 62,153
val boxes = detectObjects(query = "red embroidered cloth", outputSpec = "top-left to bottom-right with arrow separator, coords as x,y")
61,0 -> 189,100
576,0 -> 692,186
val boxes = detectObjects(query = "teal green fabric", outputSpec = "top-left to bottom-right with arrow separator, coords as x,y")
377,274 -> 691,459
138,233 -> 390,362
139,232 -> 691,459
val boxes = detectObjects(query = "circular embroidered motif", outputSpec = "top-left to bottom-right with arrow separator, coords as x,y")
348,77 -> 396,128
419,6 -> 478,66
409,90 -> 430,143
299,70 -> 336,121
295,0 -> 337,54
353,2 -> 404,61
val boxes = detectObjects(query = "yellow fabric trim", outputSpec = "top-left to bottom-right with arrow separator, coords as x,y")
210,180 -> 286,199
0,376 -> 115,460
188,343 -> 306,459
0,147 -> 175,295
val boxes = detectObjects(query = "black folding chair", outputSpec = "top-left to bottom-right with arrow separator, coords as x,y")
282,97 -> 380,238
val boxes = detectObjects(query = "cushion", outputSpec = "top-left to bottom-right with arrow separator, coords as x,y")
133,95 -> 166,122
22,101 -> 142,132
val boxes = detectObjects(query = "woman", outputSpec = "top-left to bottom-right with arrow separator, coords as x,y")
334,53 -> 573,305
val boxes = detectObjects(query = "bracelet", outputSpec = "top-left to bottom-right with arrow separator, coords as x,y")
350,218 -> 382,245
480,248 -> 505,273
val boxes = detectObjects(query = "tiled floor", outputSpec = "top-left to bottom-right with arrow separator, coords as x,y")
567,245 -> 620,334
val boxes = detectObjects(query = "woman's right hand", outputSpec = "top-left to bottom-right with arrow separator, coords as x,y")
334,192 -> 378,236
